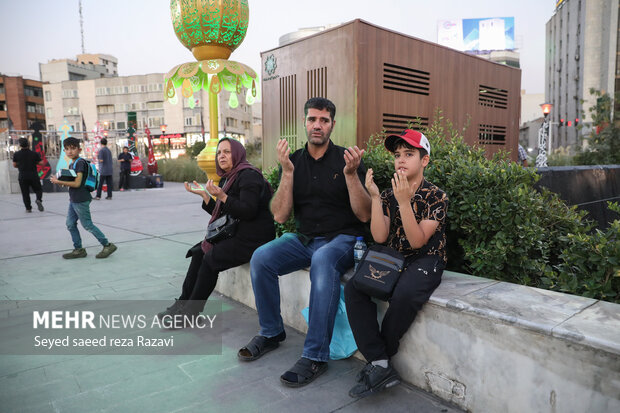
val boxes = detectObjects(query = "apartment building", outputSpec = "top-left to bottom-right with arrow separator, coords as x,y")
42,73 -> 254,153
0,74 -> 46,133
39,54 -> 118,83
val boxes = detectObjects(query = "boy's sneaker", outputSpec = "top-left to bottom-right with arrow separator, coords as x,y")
36,199 -> 44,211
63,248 -> 87,259
96,243 -> 117,259
157,299 -> 184,321
348,363 -> 401,398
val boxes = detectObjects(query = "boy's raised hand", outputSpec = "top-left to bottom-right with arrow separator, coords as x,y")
365,168 -> 380,199
392,171 -> 415,205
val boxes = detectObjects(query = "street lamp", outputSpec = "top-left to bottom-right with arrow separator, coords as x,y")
160,124 -> 168,158
536,103 -> 553,167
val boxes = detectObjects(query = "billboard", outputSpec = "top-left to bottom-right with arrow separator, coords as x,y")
438,17 -> 515,52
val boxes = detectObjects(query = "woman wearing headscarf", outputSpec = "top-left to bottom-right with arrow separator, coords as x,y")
158,138 -> 275,321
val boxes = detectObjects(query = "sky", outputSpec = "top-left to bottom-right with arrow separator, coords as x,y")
0,0 -> 556,94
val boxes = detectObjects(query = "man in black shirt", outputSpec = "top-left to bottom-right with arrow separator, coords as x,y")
117,146 -> 133,191
238,97 -> 371,388
12,138 -> 44,212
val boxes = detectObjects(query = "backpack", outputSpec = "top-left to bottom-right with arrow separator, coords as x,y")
71,157 -> 99,192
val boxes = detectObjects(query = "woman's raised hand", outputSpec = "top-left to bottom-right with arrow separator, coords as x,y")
184,180 -> 207,195
206,179 -> 227,202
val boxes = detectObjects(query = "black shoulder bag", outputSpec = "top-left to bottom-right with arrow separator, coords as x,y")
204,214 -> 239,243
351,244 -> 405,301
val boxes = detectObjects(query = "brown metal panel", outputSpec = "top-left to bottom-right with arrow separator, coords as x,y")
356,20 -> 521,160
261,19 -> 521,168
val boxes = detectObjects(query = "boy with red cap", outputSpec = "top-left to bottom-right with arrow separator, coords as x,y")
344,129 -> 448,398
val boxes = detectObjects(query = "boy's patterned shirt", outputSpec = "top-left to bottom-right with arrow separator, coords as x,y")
380,179 -> 448,264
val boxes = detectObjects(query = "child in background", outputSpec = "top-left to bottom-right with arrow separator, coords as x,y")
50,137 -> 117,259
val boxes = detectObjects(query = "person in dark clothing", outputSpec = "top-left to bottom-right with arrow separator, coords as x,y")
157,138 -> 275,324
12,137 -> 44,213
96,138 -> 114,199
117,146 -> 132,191
238,97 -> 371,388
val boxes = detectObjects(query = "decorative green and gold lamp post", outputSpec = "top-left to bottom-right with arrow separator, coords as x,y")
165,0 -> 258,185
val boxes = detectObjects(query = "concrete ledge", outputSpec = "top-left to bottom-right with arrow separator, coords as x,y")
216,265 -> 620,412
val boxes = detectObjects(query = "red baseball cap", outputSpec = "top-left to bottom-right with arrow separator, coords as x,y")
384,129 -> 431,155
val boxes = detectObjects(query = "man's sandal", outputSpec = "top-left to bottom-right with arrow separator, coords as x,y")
237,331 -> 286,361
280,357 -> 328,388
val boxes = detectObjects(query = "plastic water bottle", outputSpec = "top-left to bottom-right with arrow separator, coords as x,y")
353,237 -> 367,271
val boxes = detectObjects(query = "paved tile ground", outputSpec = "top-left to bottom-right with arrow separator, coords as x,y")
0,183 -> 463,413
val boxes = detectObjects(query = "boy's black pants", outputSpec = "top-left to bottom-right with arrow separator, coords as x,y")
345,255 -> 443,362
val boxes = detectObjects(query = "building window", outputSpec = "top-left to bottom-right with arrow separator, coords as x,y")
147,83 -> 163,92
47,124 -> 55,131
24,86 -> 43,98
185,117 -> 194,126
97,104 -> 115,114
241,120 -> 251,130
225,117 -> 238,128
148,117 -> 164,127
46,108 -> 53,118
63,89 -> 79,98
66,107 -> 79,115
146,101 -> 164,110
44,91 -> 52,102
116,121 -> 126,130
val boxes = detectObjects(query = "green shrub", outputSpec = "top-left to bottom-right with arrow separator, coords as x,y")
572,89 -> 620,165
363,109 -> 620,303
158,157 -> 206,182
264,166 -> 296,237
188,141 -> 206,159
246,141 -> 263,170
550,202 -> 620,302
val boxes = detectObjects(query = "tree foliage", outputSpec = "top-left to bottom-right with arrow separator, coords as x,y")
573,89 -> 620,165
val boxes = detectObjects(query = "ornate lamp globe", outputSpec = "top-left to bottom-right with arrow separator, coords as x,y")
170,0 -> 249,61
165,0 -> 258,185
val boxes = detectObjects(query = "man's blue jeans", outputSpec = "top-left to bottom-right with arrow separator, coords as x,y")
66,200 -> 108,249
250,233 -> 356,362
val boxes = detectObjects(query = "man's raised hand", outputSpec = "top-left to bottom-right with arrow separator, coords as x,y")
277,139 -> 294,174
344,146 -> 364,175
